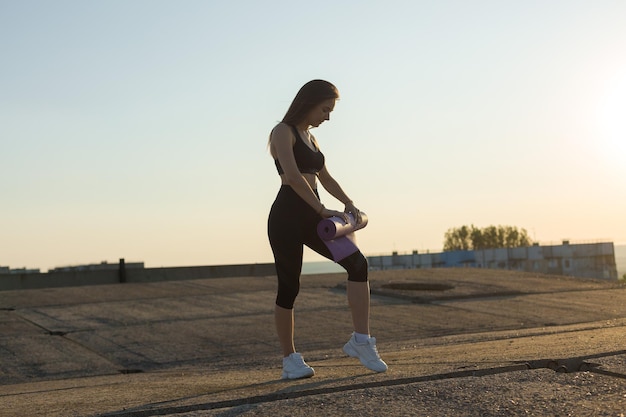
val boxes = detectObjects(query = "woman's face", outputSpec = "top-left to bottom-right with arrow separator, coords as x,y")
305,98 -> 336,128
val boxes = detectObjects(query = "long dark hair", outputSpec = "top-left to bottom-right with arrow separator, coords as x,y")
281,80 -> 340,126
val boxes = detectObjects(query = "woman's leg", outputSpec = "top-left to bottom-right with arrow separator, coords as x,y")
338,252 -> 371,336
347,280 -> 370,335
306,236 -> 372,336
268,186 -> 306,357
270,241 -> 303,357
275,305 -> 296,357
303,215 -> 386,372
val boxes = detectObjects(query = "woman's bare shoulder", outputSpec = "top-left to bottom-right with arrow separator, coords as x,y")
271,122 -> 293,135
270,122 -> 295,143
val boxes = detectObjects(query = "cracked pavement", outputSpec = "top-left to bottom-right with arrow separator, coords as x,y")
1,268 -> 625,416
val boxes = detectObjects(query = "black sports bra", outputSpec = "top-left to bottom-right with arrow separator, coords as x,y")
274,125 -> 325,175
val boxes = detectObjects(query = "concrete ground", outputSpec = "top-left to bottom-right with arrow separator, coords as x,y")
0,268 -> 625,417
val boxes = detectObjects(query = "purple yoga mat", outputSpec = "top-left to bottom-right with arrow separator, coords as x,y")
317,212 -> 368,262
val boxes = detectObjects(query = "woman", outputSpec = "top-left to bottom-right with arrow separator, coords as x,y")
267,79 -> 387,379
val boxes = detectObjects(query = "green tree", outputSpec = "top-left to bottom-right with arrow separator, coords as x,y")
443,225 -> 472,251
443,225 -> 532,251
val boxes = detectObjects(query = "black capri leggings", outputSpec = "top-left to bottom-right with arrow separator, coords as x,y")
268,185 -> 368,309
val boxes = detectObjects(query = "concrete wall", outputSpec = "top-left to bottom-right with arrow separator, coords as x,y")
127,264 -> 277,283
0,263 -> 277,291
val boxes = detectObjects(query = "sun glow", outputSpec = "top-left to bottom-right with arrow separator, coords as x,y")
597,74 -> 626,168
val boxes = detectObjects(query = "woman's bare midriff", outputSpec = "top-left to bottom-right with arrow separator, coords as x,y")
280,173 -> 317,190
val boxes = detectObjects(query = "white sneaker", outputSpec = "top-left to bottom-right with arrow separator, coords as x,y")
343,332 -> 388,373
281,352 -> 315,379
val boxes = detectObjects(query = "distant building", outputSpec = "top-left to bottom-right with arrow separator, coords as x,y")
0,266 -> 41,275
48,261 -> 144,273
368,241 -> 618,280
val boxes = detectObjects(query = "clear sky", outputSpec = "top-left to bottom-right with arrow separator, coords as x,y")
1,1 -> 625,271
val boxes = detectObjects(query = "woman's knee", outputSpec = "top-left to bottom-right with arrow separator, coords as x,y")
275,275 -> 300,309
271,248 -> 303,309
340,252 -> 368,282
276,286 -> 298,309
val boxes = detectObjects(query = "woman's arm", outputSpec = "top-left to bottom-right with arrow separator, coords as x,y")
317,166 -> 363,223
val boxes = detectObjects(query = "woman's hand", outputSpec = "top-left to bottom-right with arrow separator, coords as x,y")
344,201 -> 362,224
320,208 -> 351,224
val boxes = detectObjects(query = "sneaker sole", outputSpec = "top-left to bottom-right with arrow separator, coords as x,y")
281,368 -> 315,380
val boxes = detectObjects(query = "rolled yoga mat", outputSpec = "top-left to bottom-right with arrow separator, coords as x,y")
317,212 -> 368,262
